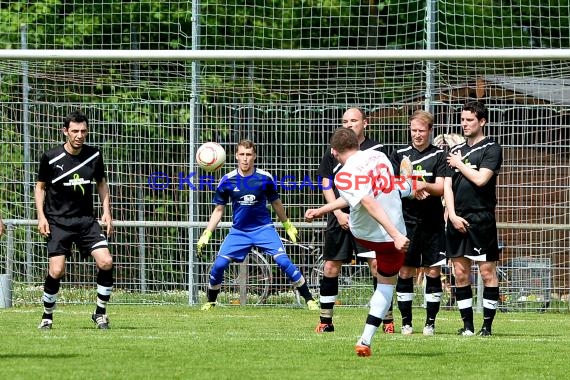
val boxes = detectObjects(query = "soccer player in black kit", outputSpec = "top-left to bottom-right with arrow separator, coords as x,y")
444,101 -> 503,336
390,110 -> 447,336
35,110 -> 114,330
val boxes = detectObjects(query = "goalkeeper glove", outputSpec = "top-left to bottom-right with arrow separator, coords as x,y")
282,220 -> 298,243
197,230 -> 212,257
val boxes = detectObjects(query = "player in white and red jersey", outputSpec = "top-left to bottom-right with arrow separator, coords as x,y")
305,127 -> 413,357
315,107 -> 395,334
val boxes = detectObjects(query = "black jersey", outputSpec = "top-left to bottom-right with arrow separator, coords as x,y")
37,144 -> 106,225
445,137 -> 502,212
390,144 -> 446,227
317,137 -> 385,226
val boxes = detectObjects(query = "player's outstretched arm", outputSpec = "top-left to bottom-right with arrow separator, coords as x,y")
305,197 -> 349,222
270,199 -> 299,242
197,204 -> 225,256
321,177 -> 349,228
423,177 -> 444,197
270,199 -> 289,223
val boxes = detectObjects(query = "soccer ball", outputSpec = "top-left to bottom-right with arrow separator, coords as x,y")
196,142 -> 226,172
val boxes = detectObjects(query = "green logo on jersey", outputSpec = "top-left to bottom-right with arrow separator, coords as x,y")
415,164 -> 426,181
72,173 -> 85,195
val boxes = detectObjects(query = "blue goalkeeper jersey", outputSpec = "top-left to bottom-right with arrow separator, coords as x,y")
212,167 -> 279,231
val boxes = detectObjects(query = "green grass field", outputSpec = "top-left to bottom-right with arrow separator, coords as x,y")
1,305 -> 568,380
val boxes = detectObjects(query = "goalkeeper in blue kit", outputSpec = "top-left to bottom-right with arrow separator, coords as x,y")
197,139 -> 318,310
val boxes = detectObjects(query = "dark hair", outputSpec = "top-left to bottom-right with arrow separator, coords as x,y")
64,110 -> 89,129
330,128 -> 358,153
237,139 -> 256,153
462,101 -> 488,122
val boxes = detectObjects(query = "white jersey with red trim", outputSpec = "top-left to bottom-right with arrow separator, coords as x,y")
334,149 -> 406,243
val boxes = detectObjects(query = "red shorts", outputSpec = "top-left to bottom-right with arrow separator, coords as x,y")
354,238 -> 404,277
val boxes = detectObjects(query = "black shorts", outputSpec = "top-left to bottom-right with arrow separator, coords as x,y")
323,226 -> 372,263
46,217 -> 109,259
405,221 -> 446,268
446,210 -> 500,262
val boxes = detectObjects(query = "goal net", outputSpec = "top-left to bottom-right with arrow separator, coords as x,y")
0,1 -> 569,310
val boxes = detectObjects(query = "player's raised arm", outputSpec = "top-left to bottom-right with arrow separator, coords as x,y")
447,151 -> 495,187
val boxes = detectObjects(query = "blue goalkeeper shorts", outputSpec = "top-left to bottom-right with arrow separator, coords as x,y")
217,224 -> 284,262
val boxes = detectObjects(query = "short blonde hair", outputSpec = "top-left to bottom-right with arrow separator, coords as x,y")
409,110 -> 434,129
237,139 -> 256,153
